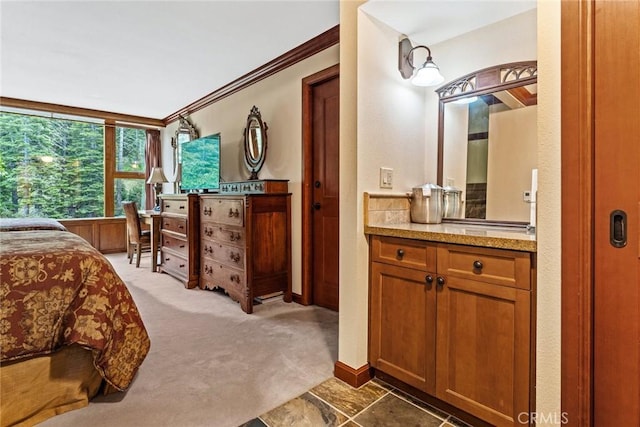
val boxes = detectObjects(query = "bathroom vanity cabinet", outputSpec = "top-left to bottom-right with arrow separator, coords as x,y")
369,234 -> 535,427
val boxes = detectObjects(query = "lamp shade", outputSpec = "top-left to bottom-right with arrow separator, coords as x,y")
411,60 -> 445,87
147,167 -> 168,184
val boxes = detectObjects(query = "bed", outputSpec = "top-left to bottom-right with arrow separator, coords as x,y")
0,220 -> 150,426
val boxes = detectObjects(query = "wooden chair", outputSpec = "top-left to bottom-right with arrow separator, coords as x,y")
122,201 -> 151,267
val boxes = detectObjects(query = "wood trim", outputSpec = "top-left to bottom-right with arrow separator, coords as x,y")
59,217 -> 127,253
561,0 -> 594,425
104,122 -> 116,217
301,64 -> 340,306
334,361 -> 372,388
163,25 -> 339,124
0,97 -> 164,127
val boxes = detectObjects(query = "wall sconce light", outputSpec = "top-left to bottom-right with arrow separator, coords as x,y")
398,37 -> 445,87
147,167 -> 168,211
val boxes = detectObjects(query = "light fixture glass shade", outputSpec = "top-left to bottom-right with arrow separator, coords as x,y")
147,167 -> 168,184
411,60 -> 445,87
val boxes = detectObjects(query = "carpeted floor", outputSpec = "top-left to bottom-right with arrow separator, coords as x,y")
41,253 -> 338,427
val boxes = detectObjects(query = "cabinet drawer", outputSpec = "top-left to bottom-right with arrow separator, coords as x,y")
200,259 -> 246,291
162,216 -> 187,235
370,235 -> 436,271
201,198 -> 244,226
161,252 -> 188,278
161,232 -> 188,256
437,244 -> 531,289
202,241 -> 245,270
162,198 -> 189,215
202,224 -> 245,247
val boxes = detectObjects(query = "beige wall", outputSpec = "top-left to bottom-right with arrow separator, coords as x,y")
160,45 -> 340,295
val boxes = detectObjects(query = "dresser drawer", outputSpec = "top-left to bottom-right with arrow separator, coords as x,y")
201,241 -> 245,269
161,232 -> 188,256
437,244 -> 531,289
161,252 -> 188,278
370,235 -> 436,271
200,259 -> 246,291
201,198 -> 244,226
162,216 -> 187,235
161,198 -> 189,215
202,224 -> 245,247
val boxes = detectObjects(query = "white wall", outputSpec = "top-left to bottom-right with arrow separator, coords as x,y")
160,45 -> 340,295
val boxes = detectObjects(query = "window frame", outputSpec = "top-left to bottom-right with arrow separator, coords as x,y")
0,98 -> 164,218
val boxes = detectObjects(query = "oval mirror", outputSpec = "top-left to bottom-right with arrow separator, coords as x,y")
436,61 -> 537,226
243,105 -> 268,180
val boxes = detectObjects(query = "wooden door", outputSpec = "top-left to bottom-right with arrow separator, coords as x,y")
562,1 -> 640,425
369,262 -> 436,393
592,1 -> 640,424
302,65 -> 340,311
435,276 -> 531,427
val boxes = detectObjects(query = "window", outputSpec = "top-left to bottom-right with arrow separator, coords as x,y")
113,127 -> 146,216
0,113 -> 105,218
0,109 -> 160,219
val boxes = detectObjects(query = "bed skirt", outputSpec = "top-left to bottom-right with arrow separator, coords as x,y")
0,345 -> 104,427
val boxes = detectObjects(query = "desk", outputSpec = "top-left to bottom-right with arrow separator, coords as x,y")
139,210 -> 161,272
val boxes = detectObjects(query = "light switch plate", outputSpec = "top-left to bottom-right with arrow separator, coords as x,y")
380,167 -> 393,189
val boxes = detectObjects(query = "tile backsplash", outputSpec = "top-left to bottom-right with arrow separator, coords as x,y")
364,192 -> 411,225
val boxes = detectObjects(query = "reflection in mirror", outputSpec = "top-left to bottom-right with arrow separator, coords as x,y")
437,61 -> 537,225
244,106 -> 268,180
171,116 -> 198,192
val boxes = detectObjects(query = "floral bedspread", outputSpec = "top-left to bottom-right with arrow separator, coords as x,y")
0,230 -> 150,391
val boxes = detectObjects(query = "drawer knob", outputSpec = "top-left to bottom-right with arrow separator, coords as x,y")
437,276 -> 446,287
473,260 -> 484,270
425,275 -> 433,284
396,249 -> 405,259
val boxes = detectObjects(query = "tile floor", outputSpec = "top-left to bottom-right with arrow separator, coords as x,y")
239,377 -> 473,427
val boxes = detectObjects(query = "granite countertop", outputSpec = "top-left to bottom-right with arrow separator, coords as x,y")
365,222 -> 537,252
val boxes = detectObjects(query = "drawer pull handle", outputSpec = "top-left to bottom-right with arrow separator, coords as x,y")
230,232 -> 241,241
203,207 -> 212,216
230,252 -> 240,263
437,276 -> 446,287
228,208 -> 240,218
473,260 -> 483,270
165,204 -> 171,208
425,275 -> 433,284
396,249 -> 404,259
204,265 -> 212,274
204,227 -> 213,237
179,264 -> 185,268
165,257 -> 171,261
179,205 -> 185,209
179,244 -> 185,249
230,274 -> 241,284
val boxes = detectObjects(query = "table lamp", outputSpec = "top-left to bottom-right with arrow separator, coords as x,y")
147,167 -> 168,211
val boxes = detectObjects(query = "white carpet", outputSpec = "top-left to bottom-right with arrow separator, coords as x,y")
41,253 -> 338,427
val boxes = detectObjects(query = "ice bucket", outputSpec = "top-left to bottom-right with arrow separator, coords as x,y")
410,183 -> 443,224
443,185 -> 462,219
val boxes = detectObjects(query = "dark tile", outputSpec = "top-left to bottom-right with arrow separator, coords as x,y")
260,392 -> 348,426
370,377 -> 395,392
310,377 -> 387,417
237,418 -> 267,427
354,394 -> 442,427
390,389 -> 449,420
446,416 -> 473,427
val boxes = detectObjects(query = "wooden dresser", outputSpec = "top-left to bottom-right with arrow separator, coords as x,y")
159,194 -> 200,288
199,181 -> 292,313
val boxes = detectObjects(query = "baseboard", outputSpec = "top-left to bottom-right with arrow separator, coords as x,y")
292,293 -> 306,305
333,361 -> 372,388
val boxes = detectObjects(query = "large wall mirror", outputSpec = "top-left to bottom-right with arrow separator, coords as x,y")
437,61 -> 537,225
243,105 -> 268,180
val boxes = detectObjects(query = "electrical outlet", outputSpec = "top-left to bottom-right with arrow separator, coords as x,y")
523,191 -> 532,202
380,167 -> 393,189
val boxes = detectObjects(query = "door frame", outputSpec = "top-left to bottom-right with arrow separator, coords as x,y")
300,63 -> 340,305
561,0 -> 594,425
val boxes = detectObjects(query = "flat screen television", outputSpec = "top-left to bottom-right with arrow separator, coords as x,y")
179,133 -> 221,192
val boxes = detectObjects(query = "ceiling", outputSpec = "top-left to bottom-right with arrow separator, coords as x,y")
1,1 -> 536,121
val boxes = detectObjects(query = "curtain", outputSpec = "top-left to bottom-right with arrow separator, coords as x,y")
145,129 -> 161,210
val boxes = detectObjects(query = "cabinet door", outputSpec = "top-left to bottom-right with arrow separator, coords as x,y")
436,275 -> 530,426
369,262 -> 436,394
